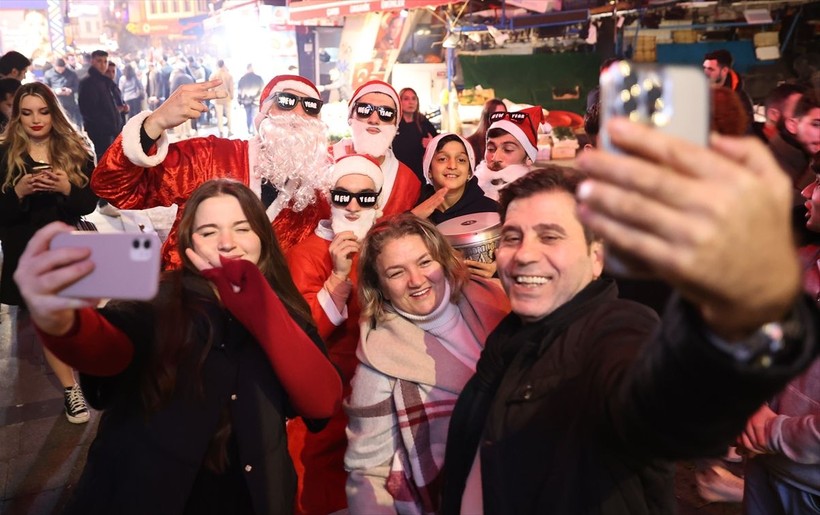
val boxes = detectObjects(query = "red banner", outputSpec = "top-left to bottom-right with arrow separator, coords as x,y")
287,0 -> 464,21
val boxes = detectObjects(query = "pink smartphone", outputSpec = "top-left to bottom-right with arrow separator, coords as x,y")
50,232 -> 161,300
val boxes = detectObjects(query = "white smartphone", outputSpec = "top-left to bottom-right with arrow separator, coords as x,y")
599,61 -> 710,153
50,232 -> 161,300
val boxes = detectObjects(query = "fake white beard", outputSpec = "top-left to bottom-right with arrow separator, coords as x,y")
349,118 -> 397,159
255,113 -> 332,217
330,205 -> 379,241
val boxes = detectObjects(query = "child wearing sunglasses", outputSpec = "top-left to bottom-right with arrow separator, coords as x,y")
285,154 -> 384,515
329,80 -> 420,229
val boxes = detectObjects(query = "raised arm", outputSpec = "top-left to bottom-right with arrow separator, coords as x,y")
13,222 -> 133,376
191,253 -> 342,419
576,120 -> 802,339
286,238 -> 355,339
92,112 -> 250,210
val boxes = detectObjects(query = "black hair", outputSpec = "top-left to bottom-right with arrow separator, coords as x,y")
0,51 -> 31,76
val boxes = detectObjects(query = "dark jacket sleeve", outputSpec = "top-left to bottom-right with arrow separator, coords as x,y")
60,156 -> 98,216
607,295 -> 819,461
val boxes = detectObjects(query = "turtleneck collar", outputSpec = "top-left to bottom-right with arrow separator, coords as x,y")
389,280 -> 457,333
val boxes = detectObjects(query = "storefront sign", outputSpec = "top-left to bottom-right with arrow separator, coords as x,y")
287,0 -> 464,21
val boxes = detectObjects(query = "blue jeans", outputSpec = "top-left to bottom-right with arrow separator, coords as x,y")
243,104 -> 258,134
743,458 -> 820,514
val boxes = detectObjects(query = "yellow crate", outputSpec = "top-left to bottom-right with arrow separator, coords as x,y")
672,30 -> 698,43
636,35 -> 656,49
633,49 -> 657,63
754,31 -> 779,47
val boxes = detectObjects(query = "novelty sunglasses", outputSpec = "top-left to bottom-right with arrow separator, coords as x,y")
489,111 -> 536,133
353,102 -> 397,123
272,91 -> 323,116
329,189 -> 381,208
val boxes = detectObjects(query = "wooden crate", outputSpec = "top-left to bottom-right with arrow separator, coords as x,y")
633,35 -> 657,62
754,31 -> 779,47
672,30 -> 698,43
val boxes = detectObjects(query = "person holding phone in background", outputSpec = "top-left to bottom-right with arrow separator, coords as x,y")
12,179 -> 342,514
0,82 -> 97,424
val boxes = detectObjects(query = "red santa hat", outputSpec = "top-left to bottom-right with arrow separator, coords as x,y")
259,74 -> 321,113
348,80 -> 401,123
331,154 -> 384,191
422,133 -> 476,184
487,105 -> 544,162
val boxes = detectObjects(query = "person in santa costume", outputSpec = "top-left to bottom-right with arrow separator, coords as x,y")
286,82 -> 420,515
285,154 -> 384,515
330,79 -> 420,216
474,105 -> 543,201
91,74 -> 333,268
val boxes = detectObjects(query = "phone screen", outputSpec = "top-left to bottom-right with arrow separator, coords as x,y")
29,165 -> 52,175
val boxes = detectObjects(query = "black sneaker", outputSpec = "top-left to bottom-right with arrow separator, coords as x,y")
64,384 -> 90,424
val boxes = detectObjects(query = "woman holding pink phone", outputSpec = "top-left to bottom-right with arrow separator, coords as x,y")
13,179 -> 342,514
0,81 -> 97,424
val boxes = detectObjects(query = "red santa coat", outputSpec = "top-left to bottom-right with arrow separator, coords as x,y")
91,111 -> 329,269
286,228 -> 360,515
285,156 -> 420,515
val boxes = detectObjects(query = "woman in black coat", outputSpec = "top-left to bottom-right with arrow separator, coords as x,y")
0,82 -> 98,423
391,87 -> 437,181
14,179 -> 343,515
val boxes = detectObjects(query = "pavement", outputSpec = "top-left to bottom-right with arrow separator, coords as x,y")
0,117 -> 743,514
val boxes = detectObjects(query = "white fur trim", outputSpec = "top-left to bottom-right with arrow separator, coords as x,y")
271,79 -> 320,99
121,110 -> 169,167
258,79 -> 321,127
247,137 -> 261,198
348,83 -> 401,122
488,119 -> 537,162
331,155 -> 384,191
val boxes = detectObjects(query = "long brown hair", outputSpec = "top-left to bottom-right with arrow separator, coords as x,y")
399,87 -> 425,132
176,178 -> 312,324
1,82 -> 91,192
466,98 -> 506,158
143,179 -> 313,426
358,212 -> 468,325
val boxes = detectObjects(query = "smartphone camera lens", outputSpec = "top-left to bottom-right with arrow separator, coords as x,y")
143,239 -> 151,249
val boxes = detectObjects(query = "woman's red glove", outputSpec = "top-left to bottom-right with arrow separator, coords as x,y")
201,257 -> 341,419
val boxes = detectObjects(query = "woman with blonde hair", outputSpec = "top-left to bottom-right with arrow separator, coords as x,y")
0,81 -> 97,423
345,213 -> 509,513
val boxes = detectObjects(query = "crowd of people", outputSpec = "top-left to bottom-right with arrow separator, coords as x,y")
0,43 -> 818,514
